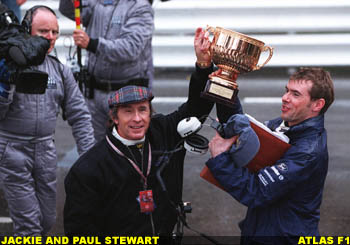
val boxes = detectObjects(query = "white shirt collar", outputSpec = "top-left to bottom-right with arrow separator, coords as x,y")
112,127 -> 145,146
275,121 -> 290,133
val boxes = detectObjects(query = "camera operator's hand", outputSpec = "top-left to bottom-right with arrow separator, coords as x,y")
73,29 -> 90,49
0,59 -> 10,84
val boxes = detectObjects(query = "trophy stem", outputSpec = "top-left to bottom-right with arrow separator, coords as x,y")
201,73 -> 239,108
217,70 -> 239,84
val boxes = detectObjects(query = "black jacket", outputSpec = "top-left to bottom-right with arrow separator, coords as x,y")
64,65 -> 217,236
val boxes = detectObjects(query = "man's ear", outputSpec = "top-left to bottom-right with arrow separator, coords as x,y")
109,110 -> 118,125
312,98 -> 325,113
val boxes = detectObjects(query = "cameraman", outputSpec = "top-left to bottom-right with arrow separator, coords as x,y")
0,6 -> 95,236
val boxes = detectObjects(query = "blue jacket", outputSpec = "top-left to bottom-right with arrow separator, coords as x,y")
206,115 -> 328,244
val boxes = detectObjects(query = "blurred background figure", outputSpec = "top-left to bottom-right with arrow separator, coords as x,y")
59,0 -> 154,142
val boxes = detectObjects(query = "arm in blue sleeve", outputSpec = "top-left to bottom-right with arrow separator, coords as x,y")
206,145 -> 319,208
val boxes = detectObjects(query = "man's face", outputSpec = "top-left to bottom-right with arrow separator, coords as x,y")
31,9 -> 59,54
281,79 -> 318,127
113,101 -> 151,140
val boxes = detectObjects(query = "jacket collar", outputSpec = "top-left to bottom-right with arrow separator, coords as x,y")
268,114 -> 325,138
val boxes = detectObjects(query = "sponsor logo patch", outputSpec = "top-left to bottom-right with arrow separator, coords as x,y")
271,166 -> 280,176
47,76 -> 57,89
277,162 -> 288,172
264,169 -> 275,182
258,173 -> 268,186
111,16 -> 122,26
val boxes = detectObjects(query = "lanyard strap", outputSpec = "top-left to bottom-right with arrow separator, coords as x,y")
106,136 -> 152,189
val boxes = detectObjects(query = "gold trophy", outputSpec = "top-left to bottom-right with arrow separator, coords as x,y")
201,26 -> 273,107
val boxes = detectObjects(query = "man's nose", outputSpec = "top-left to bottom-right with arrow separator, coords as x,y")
282,92 -> 289,102
45,31 -> 54,39
133,111 -> 142,121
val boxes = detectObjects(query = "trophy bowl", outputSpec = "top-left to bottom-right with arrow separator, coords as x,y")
201,26 -> 273,107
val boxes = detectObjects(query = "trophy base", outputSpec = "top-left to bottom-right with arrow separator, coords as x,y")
201,77 -> 239,108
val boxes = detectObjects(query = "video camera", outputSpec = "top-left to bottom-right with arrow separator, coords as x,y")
0,3 -> 50,94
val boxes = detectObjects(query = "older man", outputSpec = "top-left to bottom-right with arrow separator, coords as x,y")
0,6 -> 95,236
63,28 -> 243,237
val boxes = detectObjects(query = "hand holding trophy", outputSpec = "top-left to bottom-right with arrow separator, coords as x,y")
200,26 -> 274,107
194,27 -> 212,68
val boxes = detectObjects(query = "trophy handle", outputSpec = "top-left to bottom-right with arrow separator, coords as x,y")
254,46 -> 274,71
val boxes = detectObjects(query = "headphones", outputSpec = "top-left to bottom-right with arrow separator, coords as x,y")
177,117 -> 209,155
21,5 -> 56,34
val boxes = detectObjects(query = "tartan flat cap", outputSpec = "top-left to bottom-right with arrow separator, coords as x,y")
108,85 -> 154,108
